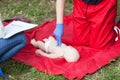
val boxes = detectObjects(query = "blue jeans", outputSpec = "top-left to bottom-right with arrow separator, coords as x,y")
0,33 -> 27,63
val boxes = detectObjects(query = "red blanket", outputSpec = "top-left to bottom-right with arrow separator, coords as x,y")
11,14 -> 120,80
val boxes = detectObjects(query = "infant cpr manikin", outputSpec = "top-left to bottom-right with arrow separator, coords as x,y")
31,36 -> 80,62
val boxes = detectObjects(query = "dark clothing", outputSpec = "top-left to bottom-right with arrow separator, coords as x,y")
82,0 -> 101,4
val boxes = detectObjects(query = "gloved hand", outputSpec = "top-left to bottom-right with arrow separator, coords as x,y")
53,24 -> 64,46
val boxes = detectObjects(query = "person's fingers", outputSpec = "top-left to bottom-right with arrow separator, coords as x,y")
57,37 -> 61,46
56,36 -> 59,46
56,36 -> 62,46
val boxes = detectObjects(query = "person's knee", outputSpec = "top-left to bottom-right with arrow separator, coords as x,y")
21,34 -> 27,46
16,33 -> 27,46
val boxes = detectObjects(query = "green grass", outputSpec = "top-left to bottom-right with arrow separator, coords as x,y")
0,0 -> 120,80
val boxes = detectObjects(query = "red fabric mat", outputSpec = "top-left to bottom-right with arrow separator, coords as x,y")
10,14 -> 120,80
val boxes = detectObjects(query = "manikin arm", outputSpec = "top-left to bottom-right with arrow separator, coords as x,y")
31,37 -> 63,58
31,39 -> 45,51
36,49 -> 63,58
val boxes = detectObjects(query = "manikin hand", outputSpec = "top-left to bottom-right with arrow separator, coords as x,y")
53,24 -> 64,46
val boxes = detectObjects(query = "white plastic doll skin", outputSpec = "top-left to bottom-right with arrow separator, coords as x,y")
31,36 -> 80,62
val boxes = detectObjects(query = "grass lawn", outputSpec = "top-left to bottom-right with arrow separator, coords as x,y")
0,0 -> 120,80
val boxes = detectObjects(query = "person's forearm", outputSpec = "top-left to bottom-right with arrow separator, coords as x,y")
56,0 -> 66,24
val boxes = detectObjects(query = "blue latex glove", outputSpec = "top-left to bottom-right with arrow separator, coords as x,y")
53,24 -> 64,46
